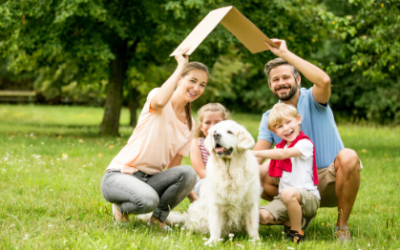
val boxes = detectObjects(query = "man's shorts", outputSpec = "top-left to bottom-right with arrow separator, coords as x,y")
260,189 -> 319,222
270,160 -> 363,208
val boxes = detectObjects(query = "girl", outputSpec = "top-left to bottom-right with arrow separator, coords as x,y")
190,103 -> 230,196
100,47 -> 208,231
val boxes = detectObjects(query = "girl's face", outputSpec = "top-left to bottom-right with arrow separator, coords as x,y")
200,111 -> 224,137
177,69 -> 208,103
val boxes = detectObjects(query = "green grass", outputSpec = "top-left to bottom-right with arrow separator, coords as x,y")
0,104 -> 399,249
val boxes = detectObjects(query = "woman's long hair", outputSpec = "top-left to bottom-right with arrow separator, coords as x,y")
181,62 -> 209,130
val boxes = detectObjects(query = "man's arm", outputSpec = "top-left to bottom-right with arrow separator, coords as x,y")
253,139 -> 273,164
265,39 -> 331,104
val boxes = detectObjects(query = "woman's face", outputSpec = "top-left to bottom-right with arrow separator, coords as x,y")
177,69 -> 208,103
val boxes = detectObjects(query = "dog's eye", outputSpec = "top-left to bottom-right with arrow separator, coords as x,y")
227,130 -> 233,134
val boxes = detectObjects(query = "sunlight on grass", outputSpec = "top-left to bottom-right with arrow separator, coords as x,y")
1,104 -> 399,249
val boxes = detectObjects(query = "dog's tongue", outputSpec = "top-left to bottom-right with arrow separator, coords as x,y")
215,147 -> 226,153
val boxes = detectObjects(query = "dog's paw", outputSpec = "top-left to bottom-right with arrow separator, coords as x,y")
204,238 -> 217,246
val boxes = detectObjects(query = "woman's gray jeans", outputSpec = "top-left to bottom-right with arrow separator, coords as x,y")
100,165 -> 196,222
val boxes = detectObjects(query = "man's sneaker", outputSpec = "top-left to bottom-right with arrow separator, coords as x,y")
286,229 -> 305,243
302,213 -> 317,230
335,226 -> 351,243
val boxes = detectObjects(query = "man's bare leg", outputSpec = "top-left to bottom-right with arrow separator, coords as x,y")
334,149 -> 360,227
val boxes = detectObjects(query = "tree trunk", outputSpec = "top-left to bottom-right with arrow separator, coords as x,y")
100,39 -> 128,136
128,87 -> 140,127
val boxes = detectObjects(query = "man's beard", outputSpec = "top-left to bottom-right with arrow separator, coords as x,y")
273,83 -> 299,101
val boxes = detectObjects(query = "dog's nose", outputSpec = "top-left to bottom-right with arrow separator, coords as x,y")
213,133 -> 221,139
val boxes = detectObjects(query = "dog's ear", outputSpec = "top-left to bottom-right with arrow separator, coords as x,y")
204,129 -> 214,153
237,125 -> 255,151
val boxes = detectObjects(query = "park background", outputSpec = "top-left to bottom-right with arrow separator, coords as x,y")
0,0 -> 399,249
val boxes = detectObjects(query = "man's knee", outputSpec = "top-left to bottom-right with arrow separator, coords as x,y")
335,149 -> 360,173
259,209 -> 274,225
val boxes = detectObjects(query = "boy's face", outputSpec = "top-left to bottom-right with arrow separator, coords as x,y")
273,114 -> 302,143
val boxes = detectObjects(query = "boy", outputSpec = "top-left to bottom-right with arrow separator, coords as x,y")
253,103 -> 320,243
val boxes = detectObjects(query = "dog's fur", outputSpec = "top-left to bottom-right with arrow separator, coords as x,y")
140,120 -> 260,245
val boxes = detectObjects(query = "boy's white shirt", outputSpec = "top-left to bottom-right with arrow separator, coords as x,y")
277,139 -> 321,200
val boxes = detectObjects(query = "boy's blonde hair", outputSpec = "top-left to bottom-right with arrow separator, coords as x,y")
268,103 -> 299,131
195,103 -> 230,138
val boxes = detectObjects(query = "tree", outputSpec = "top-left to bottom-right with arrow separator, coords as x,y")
0,0 -> 232,135
320,0 -> 400,123
0,0 -> 333,134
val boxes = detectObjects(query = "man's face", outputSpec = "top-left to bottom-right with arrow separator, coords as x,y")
269,65 -> 300,101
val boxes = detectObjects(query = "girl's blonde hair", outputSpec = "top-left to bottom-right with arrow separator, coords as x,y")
181,62 -> 209,131
194,103 -> 230,138
268,103 -> 299,131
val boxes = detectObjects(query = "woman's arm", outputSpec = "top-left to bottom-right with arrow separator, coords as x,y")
167,154 -> 183,169
253,147 -> 302,160
150,47 -> 190,110
190,138 -> 206,179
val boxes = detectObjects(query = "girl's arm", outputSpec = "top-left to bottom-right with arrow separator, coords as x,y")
150,47 -> 190,110
190,138 -> 207,179
253,147 -> 302,160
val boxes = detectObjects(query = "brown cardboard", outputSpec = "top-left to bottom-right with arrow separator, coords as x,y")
170,6 -> 277,56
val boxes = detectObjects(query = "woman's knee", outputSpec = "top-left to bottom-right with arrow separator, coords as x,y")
134,196 -> 159,213
177,165 -> 197,184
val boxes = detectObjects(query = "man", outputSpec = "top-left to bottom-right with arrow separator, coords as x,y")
254,39 -> 362,243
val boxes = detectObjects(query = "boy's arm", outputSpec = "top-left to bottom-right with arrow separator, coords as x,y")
253,139 -> 273,164
253,147 -> 302,160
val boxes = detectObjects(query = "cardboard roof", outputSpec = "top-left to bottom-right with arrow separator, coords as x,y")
170,6 -> 277,56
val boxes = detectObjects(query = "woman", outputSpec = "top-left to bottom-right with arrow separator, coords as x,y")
100,47 -> 207,231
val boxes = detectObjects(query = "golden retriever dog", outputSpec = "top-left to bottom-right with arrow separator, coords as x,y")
142,120 -> 260,245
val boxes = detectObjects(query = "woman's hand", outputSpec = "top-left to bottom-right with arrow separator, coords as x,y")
175,47 -> 190,67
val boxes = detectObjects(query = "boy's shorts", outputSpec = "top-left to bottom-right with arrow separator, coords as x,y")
260,189 -> 319,222
270,159 -> 363,208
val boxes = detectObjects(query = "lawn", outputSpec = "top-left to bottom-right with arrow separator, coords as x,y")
0,104 -> 399,250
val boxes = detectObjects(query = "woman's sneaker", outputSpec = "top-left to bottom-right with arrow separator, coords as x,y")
286,229 -> 305,243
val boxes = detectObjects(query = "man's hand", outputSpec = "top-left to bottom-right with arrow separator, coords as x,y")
265,39 -> 289,58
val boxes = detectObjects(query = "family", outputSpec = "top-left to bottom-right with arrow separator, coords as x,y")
100,38 -> 362,243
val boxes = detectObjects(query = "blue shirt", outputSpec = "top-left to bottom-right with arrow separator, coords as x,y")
258,87 -> 344,169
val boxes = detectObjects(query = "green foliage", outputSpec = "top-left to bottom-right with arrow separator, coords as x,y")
0,0 -> 331,110
321,0 -> 400,124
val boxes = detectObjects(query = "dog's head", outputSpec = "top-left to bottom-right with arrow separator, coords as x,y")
204,120 -> 255,159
